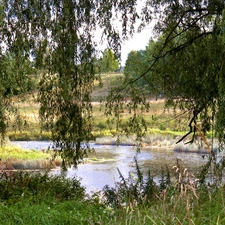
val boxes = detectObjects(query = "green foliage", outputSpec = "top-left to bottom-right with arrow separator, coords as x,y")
109,1 -> 225,148
1,0 -> 225,168
0,171 -> 85,203
0,53 -> 35,142
103,158 -> 159,207
123,41 -> 160,97
154,34 -> 223,135
0,158 -> 225,224
98,48 -> 119,73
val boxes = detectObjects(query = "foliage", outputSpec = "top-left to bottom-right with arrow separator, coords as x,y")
98,48 -> 120,73
0,159 -> 225,224
0,52 -> 35,143
103,158 -> 159,208
0,171 -> 85,203
108,0 -> 225,148
123,40 -> 160,97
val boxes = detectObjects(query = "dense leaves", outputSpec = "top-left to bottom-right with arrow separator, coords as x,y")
0,0 -> 144,167
109,0 -> 225,147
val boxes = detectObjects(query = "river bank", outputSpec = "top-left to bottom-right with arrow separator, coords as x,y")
2,139 -> 210,191
1,133 -> 218,172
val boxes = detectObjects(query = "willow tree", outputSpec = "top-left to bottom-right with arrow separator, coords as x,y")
0,0 -> 141,168
0,0 -> 225,168
106,0 -> 225,149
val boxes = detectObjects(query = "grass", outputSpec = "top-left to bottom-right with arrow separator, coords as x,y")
0,145 -> 61,170
0,146 -> 50,160
6,73 -> 190,143
1,192 -> 224,225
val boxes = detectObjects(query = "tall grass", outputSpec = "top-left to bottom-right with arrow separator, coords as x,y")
7,74 -> 189,142
100,156 -> 225,224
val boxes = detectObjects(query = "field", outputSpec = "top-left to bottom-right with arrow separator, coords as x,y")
2,73 -> 212,169
7,73 -> 189,142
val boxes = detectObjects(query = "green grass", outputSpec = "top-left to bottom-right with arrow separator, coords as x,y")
0,200 -> 109,225
0,146 -> 50,160
1,194 -> 225,225
0,146 -> 58,170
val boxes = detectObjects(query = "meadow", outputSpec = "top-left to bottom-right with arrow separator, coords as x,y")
7,73 -> 188,142
2,73 -> 192,170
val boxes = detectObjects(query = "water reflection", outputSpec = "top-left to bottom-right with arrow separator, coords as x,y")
11,141 -> 208,192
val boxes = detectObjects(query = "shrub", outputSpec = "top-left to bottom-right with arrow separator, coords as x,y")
0,171 -> 85,204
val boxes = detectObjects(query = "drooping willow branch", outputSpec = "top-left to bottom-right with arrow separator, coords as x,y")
176,108 -> 202,144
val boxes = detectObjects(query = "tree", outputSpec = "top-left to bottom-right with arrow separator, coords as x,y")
107,0 -> 225,148
99,48 -> 119,73
138,29 -> 224,135
0,0 -> 139,168
124,50 -> 146,84
0,47 -> 35,143
123,39 -> 165,97
0,0 -> 225,168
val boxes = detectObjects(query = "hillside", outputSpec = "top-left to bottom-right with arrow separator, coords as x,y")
91,73 -> 124,101
5,72 -> 190,143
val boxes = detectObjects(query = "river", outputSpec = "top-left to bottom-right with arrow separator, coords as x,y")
11,141 -> 209,193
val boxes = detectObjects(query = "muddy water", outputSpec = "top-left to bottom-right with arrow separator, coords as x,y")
11,141 -> 208,192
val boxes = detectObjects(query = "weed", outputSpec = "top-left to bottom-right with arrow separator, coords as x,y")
102,157 -> 159,208
0,157 -> 225,224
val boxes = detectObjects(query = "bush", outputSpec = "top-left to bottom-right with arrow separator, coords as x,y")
0,171 -> 85,204
96,121 -> 107,129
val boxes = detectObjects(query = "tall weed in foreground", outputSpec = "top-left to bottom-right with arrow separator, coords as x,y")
197,152 -> 225,191
1,157 -> 225,224
102,158 -> 200,208
101,155 -> 225,224
102,157 -> 159,209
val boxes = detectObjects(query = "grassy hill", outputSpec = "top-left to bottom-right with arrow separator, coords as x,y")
92,73 -> 124,101
6,72 -> 189,143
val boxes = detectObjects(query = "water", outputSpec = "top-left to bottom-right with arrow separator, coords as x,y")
11,141 -> 208,192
